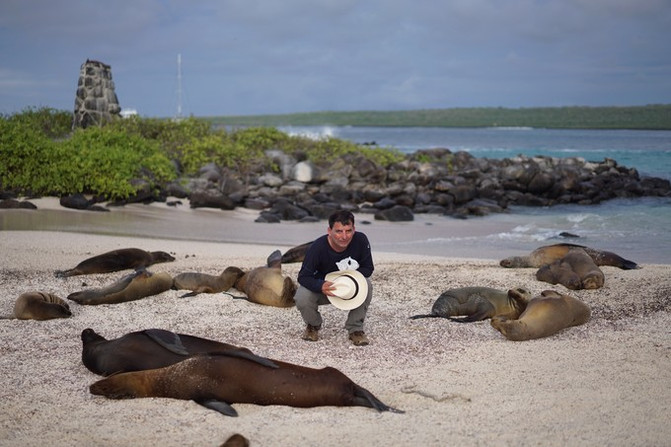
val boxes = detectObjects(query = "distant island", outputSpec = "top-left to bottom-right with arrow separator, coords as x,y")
204,104 -> 671,130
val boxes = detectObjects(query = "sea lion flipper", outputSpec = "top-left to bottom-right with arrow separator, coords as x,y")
266,249 -> 282,268
143,329 -> 189,356
353,385 -> 404,414
215,351 -> 279,369
179,291 -> 199,298
196,398 -> 238,417
408,313 -> 440,320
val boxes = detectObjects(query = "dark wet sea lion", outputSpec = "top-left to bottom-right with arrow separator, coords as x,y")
499,243 -> 638,270
410,287 -> 532,322
67,270 -> 173,305
233,250 -> 296,307
1,292 -> 72,320
81,328 -> 276,376
172,266 -> 245,298
89,353 -> 404,417
280,241 -> 313,264
55,248 -> 175,278
536,249 -> 605,290
490,289 -> 591,341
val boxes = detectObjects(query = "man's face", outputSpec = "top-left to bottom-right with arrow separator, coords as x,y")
327,221 -> 355,252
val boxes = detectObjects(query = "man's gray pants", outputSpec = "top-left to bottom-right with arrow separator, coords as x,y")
294,278 -> 373,334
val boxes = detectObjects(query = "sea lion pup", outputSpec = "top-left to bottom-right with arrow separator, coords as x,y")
490,289 -> 591,341
280,241 -> 313,264
1,292 -> 72,320
410,287 -> 532,322
172,266 -> 245,298
233,250 -> 297,307
536,249 -> 605,290
55,247 -> 175,278
499,243 -> 638,270
89,353 -> 404,417
81,328 -> 277,376
67,269 -> 173,305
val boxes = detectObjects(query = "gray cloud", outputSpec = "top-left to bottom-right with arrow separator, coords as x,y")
1,0 -> 669,116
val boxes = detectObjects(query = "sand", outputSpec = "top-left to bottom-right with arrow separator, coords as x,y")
1,214 -> 670,446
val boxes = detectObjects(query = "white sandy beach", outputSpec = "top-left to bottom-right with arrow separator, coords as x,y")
1,206 -> 670,446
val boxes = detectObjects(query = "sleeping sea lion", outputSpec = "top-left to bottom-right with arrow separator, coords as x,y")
81,328 -> 277,376
280,241 -> 313,264
536,249 -> 605,290
172,266 -> 245,298
233,250 -> 296,307
1,292 -> 72,320
67,269 -> 173,305
490,289 -> 591,341
55,247 -> 175,278
89,353 -> 404,417
499,243 -> 638,270
410,287 -> 532,322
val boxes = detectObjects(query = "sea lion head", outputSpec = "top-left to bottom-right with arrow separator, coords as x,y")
150,251 -> 176,264
81,328 -> 107,345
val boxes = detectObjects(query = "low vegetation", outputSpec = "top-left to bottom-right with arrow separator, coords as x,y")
0,108 -> 403,200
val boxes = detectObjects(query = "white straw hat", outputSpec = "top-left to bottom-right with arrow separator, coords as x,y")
324,270 -> 368,310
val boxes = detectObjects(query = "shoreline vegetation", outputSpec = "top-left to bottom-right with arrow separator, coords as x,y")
205,104 -> 671,130
1,106 -> 669,209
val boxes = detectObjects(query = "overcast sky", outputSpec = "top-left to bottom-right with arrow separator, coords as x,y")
1,0 -> 670,118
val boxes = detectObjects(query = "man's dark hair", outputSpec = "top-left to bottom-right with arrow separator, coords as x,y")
328,210 -> 355,228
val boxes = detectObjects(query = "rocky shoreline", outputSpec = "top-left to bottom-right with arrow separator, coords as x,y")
3,148 -> 670,221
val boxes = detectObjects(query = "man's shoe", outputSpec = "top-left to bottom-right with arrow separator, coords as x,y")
349,331 -> 369,346
302,324 -> 320,342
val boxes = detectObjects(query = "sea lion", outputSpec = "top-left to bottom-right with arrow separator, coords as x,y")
280,241 -> 313,264
221,434 -> 249,447
490,289 -> 591,341
536,249 -> 605,290
172,266 -> 245,298
499,243 -> 638,270
409,287 -> 532,322
67,269 -> 173,305
233,250 -> 296,307
81,328 -> 277,376
55,248 -> 175,278
89,353 -> 404,417
1,292 -> 72,320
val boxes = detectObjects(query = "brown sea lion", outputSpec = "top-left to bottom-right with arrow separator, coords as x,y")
89,353 -> 404,417
490,289 -> 591,341
172,266 -> 245,298
221,434 -> 249,447
80,328 -> 277,376
536,249 -> 605,290
55,247 -> 175,278
499,243 -> 638,270
233,250 -> 296,307
67,269 -> 173,305
410,287 -> 532,322
1,292 -> 72,320
280,241 -> 313,264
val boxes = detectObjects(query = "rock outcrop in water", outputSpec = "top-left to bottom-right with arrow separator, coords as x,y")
72,59 -> 121,129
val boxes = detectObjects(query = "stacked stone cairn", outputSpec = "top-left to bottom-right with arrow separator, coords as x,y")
72,59 -> 121,129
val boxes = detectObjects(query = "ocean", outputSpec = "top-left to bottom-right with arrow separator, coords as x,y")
279,126 -> 671,264
1,126 -> 669,264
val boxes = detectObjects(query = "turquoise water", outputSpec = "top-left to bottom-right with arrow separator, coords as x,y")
280,126 -> 671,180
281,126 -> 671,264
